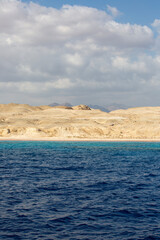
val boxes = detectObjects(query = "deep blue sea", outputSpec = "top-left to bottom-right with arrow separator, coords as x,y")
0,141 -> 160,240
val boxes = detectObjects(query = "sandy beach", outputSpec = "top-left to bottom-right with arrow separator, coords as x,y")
0,136 -> 160,142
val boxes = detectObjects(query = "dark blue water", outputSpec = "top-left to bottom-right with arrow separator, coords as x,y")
0,141 -> 160,240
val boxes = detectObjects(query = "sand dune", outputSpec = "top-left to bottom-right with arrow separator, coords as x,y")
0,103 -> 160,140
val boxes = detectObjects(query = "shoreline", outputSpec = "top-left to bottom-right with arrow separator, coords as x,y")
1,137 -> 160,142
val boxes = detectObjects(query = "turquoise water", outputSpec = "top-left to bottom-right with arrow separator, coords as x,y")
0,141 -> 160,240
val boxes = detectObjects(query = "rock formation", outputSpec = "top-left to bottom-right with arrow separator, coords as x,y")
72,105 -> 91,110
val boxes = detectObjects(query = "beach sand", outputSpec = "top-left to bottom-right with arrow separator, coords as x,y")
0,136 -> 160,142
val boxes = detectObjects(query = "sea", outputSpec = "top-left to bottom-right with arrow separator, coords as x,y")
0,141 -> 160,240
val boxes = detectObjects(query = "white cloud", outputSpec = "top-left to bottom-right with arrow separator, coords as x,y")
152,19 -> 160,29
0,1 -> 153,48
112,56 -> 148,73
65,53 -> 83,66
45,78 -> 74,89
107,5 -> 121,18
0,0 -> 160,106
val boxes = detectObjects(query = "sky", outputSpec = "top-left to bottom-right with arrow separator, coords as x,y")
1,0 -> 160,106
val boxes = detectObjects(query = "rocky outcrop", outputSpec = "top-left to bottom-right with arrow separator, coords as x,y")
72,105 -> 91,110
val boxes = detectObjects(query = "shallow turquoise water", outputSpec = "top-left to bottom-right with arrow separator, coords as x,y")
0,141 -> 160,239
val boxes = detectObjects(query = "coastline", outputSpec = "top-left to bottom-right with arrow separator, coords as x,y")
1,137 -> 160,142
1,104 -> 160,142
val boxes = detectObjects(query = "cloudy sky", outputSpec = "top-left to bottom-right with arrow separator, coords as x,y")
1,0 -> 160,106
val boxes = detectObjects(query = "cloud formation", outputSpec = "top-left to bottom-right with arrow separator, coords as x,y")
107,5 -> 121,18
0,0 -> 160,106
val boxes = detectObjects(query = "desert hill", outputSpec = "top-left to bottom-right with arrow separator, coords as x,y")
0,103 -> 160,140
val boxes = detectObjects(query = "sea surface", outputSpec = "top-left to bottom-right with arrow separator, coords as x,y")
0,141 -> 160,240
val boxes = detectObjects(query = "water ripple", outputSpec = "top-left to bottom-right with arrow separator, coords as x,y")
0,141 -> 160,239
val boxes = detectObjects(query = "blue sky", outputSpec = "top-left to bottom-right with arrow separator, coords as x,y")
1,0 -> 160,106
22,0 -> 160,26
